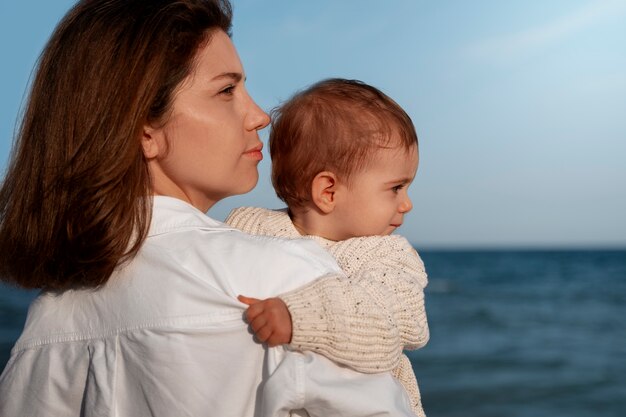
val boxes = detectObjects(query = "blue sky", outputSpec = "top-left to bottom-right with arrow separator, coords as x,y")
1,0 -> 625,248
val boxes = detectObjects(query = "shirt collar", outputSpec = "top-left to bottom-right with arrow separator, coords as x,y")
149,196 -> 230,236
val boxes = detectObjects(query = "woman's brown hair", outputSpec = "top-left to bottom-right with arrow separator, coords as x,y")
0,0 -> 232,290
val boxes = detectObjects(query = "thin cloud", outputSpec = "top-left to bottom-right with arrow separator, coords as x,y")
465,0 -> 626,61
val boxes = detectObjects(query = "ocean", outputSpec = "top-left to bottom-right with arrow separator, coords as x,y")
1,249 -> 625,417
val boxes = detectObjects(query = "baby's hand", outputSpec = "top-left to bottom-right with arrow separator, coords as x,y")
238,295 -> 293,346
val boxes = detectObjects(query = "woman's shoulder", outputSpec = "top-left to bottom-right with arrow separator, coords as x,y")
147,202 -> 341,280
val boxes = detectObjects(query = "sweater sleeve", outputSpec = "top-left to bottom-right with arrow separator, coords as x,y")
226,207 -> 429,373
279,235 -> 429,373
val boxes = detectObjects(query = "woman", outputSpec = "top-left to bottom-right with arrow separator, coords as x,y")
0,1 -> 416,416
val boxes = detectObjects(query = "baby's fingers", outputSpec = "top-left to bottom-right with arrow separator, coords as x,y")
238,295 -> 261,306
254,326 -> 273,344
241,300 -> 266,323
248,315 -> 274,343
249,315 -> 267,334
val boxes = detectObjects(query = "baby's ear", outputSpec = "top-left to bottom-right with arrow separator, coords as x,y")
311,171 -> 337,214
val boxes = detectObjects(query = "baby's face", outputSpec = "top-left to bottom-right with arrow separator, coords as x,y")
331,144 -> 418,239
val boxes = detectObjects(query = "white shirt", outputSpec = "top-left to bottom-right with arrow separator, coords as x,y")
0,196 -> 414,417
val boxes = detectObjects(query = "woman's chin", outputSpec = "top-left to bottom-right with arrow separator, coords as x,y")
229,175 -> 259,197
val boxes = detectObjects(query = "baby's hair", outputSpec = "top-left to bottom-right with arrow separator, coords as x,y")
270,78 -> 418,209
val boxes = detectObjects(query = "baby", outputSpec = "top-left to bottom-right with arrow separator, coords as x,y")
227,78 -> 429,416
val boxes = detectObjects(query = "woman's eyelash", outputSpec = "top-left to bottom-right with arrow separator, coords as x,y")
219,85 -> 235,95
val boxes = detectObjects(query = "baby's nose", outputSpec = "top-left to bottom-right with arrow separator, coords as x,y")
399,196 -> 413,213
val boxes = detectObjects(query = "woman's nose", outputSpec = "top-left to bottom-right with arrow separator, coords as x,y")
246,97 -> 270,131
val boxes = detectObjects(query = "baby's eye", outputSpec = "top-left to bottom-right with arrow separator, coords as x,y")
392,184 -> 404,193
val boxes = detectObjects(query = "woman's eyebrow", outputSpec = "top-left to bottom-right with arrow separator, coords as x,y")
211,72 -> 243,82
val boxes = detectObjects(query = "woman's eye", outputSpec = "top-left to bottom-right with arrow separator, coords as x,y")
219,85 -> 235,95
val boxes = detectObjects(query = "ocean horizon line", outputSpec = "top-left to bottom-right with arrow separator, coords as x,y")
411,244 -> 626,252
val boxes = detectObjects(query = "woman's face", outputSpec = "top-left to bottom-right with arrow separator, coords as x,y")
143,30 -> 270,212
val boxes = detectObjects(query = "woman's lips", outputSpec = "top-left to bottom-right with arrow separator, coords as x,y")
243,144 -> 263,161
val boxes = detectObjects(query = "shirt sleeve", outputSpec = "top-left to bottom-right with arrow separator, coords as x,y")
261,350 -> 417,417
279,235 -> 429,373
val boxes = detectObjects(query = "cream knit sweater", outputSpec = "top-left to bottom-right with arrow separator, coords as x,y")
226,207 -> 429,416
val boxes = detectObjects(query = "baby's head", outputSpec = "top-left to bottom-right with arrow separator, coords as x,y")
270,78 -> 419,240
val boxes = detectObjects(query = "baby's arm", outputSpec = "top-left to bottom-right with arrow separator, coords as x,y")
279,235 -> 429,373
226,207 -> 429,373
